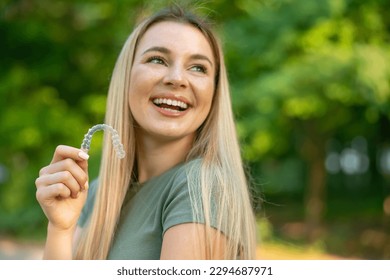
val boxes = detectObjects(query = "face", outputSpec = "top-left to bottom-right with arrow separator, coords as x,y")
128,21 -> 216,143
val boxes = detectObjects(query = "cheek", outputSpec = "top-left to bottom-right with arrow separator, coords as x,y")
128,67 -> 162,98
198,82 -> 215,112
128,73 -> 144,118
128,69 -> 150,102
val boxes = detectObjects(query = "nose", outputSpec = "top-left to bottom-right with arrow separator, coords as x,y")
163,64 -> 188,88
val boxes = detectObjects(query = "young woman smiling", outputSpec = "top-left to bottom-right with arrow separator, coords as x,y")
35,5 -> 257,260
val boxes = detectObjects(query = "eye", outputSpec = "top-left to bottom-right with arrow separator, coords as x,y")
147,56 -> 166,65
190,65 -> 207,74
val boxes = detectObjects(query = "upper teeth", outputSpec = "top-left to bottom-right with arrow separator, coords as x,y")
153,98 -> 188,109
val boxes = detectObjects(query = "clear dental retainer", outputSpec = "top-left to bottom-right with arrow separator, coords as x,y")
81,124 -> 125,159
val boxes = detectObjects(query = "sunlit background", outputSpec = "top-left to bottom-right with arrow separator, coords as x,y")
1,0 -> 389,259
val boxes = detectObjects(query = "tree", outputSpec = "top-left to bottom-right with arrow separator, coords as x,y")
217,0 -> 390,240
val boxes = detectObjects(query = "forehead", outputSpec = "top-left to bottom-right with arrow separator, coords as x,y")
136,21 -> 215,61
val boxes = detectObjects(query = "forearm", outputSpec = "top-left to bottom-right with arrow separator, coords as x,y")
43,223 -> 75,260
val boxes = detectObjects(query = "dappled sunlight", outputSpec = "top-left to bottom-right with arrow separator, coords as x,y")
256,242 -> 351,260
384,196 -> 390,216
1,0 -> 389,261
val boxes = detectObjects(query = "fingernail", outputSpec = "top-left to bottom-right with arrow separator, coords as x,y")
78,151 -> 89,160
84,181 -> 89,191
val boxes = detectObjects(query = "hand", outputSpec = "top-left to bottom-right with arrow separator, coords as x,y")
35,145 -> 89,232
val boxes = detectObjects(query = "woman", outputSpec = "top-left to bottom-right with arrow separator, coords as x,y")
35,5 -> 256,260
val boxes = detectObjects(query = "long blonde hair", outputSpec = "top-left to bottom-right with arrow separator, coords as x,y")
75,5 -> 256,259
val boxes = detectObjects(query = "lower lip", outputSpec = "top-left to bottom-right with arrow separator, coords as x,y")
152,103 -> 189,117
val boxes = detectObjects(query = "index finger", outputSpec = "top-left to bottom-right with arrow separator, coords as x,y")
51,145 -> 90,165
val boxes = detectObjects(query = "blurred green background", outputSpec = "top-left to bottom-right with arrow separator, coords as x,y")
1,0 -> 389,259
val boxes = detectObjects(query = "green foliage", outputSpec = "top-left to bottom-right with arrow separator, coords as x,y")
220,0 -> 389,191
0,0 -> 146,235
1,0 -> 389,258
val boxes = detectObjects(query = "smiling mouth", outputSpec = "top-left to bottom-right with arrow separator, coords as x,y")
152,98 -> 189,112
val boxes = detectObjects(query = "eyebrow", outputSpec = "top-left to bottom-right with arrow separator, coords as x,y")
142,46 -> 214,67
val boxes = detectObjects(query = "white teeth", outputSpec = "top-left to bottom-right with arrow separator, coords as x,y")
152,98 -> 188,109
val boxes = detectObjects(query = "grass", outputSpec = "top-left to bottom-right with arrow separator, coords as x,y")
257,192 -> 390,260
257,242 -> 347,260
1,192 -> 388,260
0,236 -> 346,260
255,217 -> 349,260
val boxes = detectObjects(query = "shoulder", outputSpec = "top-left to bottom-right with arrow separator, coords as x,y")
162,158 -> 205,203
170,158 -> 202,186
160,159 -> 204,230
159,158 -> 201,200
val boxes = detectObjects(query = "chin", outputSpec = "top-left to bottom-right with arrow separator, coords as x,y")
148,127 -> 194,142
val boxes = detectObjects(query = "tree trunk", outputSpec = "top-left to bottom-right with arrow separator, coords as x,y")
304,154 -> 327,241
301,122 -> 327,242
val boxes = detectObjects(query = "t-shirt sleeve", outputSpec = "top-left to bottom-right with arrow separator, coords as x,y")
161,172 -> 196,234
161,163 -> 218,235
77,179 -> 98,227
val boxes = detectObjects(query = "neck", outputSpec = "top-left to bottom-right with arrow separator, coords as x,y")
135,132 -> 195,183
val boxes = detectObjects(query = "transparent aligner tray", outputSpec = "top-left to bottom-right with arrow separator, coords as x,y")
81,124 -> 125,159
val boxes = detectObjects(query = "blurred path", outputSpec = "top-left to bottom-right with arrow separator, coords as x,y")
0,238 -> 348,260
0,238 -> 44,260
257,244 -> 351,260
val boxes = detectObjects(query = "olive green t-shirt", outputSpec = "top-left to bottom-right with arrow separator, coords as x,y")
78,160 -> 209,259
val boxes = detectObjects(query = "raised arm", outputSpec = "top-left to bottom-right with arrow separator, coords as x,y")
160,223 -> 226,259
35,145 -> 89,259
